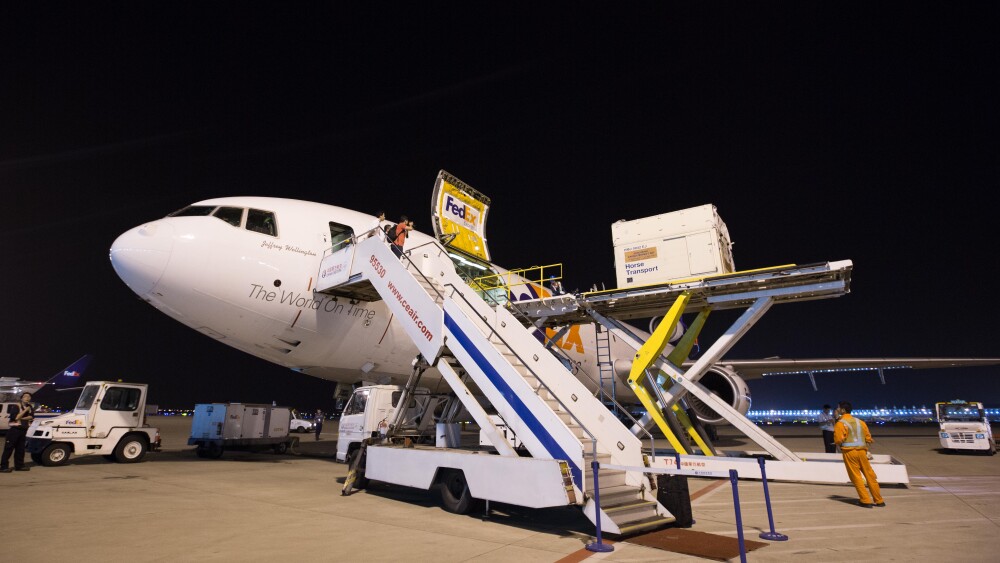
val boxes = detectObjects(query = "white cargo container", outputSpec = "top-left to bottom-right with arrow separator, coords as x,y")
612,204 -> 735,289
188,403 -> 296,458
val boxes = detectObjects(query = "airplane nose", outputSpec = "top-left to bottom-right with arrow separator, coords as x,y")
109,221 -> 175,296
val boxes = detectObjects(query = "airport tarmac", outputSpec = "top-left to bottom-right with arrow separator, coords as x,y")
2,418 -> 998,562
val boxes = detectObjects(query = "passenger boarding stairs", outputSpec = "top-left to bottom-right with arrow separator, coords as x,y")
316,232 -> 674,535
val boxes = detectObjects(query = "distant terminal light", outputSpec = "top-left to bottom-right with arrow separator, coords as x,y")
761,366 -> 913,377
747,407 -> 999,423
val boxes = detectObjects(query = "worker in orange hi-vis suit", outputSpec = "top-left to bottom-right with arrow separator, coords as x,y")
834,401 -> 885,508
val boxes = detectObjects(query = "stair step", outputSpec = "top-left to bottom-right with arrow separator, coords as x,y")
602,498 -> 659,524
602,499 -> 656,514
613,514 -> 676,537
592,469 -> 627,488
597,484 -> 644,504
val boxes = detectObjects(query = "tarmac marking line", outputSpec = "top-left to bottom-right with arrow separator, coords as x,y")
708,517 -> 992,536
554,539 -> 616,563
689,479 -> 728,501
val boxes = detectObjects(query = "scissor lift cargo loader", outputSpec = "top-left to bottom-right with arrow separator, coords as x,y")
510,262 -> 910,485
318,224 -> 908,543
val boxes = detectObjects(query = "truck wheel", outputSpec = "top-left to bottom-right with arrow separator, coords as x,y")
113,435 -> 148,463
439,470 -> 477,514
273,442 -> 289,455
205,443 -> 224,459
41,443 -> 71,467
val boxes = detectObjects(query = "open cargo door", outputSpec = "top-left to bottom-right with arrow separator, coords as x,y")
431,170 -> 492,264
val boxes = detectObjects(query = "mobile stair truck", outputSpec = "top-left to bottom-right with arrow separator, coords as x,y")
25,381 -> 161,466
188,403 -> 299,458
936,400 -> 997,455
320,209 -> 680,536
319,173 -> 903,537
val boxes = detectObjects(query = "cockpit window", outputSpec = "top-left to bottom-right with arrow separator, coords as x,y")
168,205 -> 216,217
246,209 -> 277,237
213,207 -> 244,227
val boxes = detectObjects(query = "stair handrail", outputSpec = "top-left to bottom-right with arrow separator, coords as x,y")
387,237 -> 603,488
365,233 -> 659,460
443,282 -> 600,477
321,223 -> 385,261
460,275 -> 658,458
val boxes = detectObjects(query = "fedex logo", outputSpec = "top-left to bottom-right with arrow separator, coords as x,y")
444,195 -> 479,227
63,370 -> 80,378
509,282 -> 585,354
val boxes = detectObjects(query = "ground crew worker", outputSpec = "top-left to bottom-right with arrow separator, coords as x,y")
314,409 -> 324,441
834,401 -> 885,508
819,404 -> 837,453
391,216 -> 413,259
1,392 -> 35,472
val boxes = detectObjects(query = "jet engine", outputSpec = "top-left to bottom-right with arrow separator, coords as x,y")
685,365 -> 751,425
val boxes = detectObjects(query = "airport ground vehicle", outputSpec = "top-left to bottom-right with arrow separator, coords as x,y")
936,400 -> 997,454
339,383 -> 582,516
188,403 -> 298,458
290,411 -> 314,433
25,381 -> 161,466
320,200 -> 916,535
336,384 -> 446,464
1,402 -> 23,432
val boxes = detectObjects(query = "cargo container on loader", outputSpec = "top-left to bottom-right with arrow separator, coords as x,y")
188,403 -> 298,458
25,381 -> 161,466
612,203 -> 735,289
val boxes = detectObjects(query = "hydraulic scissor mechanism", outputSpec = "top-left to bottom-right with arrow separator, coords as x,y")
625,293 -> 717,456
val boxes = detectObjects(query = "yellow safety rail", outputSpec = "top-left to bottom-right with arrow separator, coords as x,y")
473,263 -> 564,300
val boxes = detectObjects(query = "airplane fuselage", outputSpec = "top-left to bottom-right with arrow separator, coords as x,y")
110,197 -> 626,397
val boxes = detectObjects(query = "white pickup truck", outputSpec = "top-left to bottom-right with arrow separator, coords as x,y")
936,400 -> 996,455
26,381 -> 161,466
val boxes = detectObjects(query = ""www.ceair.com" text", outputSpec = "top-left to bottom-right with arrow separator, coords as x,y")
387,280 -> 434,342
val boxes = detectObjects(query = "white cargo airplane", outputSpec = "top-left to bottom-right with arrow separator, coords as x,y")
109,197 -> 999,422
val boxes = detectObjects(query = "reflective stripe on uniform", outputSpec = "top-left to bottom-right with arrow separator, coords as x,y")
841,417 -> 866,448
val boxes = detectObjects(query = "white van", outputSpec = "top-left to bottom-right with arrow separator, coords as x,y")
936,400 -> 996,455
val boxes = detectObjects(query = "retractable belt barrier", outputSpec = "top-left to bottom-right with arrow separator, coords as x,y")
587,460 -> 790,561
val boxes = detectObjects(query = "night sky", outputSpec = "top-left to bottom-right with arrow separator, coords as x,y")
3,4 -> 997,411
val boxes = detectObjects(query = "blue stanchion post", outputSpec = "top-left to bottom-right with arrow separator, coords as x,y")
729,469 -> 748,563
586,460 -> 614,553
757,457 -> 789,541
674,452 -> 681,469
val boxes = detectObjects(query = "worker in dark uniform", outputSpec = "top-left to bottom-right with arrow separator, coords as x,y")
314,409 -> 324,441
834,401 -> 885,508
1,392 -> 35,472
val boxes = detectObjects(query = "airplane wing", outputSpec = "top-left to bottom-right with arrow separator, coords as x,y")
692,357 -> 1000,379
